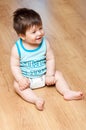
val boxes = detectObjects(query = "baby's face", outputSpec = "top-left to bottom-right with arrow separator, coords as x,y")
23,25 -> 45,45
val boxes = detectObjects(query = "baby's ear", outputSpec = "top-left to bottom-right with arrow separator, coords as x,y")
19,34 -> 26,40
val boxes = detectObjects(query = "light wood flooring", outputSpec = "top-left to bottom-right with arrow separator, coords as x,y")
0,0 -> 86,130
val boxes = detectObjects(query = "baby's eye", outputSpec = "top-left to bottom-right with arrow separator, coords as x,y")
39,27 -> 42,30
32,31 -> 36,34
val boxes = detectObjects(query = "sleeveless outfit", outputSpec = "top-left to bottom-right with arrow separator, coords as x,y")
16,37 -> 47,89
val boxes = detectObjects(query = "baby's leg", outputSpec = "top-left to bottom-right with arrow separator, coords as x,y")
14,81 -> 45,110
55,71 -> 83,100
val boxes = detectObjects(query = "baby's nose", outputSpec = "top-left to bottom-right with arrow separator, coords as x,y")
37,30 -> 41,35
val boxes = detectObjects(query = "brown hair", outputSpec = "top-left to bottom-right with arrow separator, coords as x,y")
13,8 -> 42,35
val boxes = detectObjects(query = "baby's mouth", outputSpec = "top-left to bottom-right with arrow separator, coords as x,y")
36,37 -> 42,41
36,37 -> 42,40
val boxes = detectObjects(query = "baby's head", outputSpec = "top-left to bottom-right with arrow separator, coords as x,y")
13,8 -> 42,35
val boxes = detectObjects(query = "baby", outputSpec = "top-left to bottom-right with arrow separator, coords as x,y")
10,8 -> 83,110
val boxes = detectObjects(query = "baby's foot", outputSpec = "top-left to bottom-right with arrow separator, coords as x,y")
35,98 -> 45,111
63,90 -> 83,100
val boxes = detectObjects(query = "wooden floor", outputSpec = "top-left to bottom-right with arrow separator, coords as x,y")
0,0 -> 86,129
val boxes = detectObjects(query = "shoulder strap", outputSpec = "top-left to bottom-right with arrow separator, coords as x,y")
15,39 -> 21,58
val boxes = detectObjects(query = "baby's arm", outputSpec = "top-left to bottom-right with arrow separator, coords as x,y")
45,39 -> 56,85
10,45 -> 30,90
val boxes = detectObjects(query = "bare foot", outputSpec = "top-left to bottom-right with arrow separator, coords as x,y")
35,98 -> 45,111
63,90 -> 84,100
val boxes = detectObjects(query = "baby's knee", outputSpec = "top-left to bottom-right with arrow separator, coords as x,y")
13,81 -> 19,91
14,81 -> 18,87
55,70 -> 63,81
55,70 -> 63,77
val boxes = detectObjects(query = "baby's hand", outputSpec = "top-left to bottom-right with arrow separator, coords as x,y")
45,75 -> 56,86
18,77 -> 30,91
